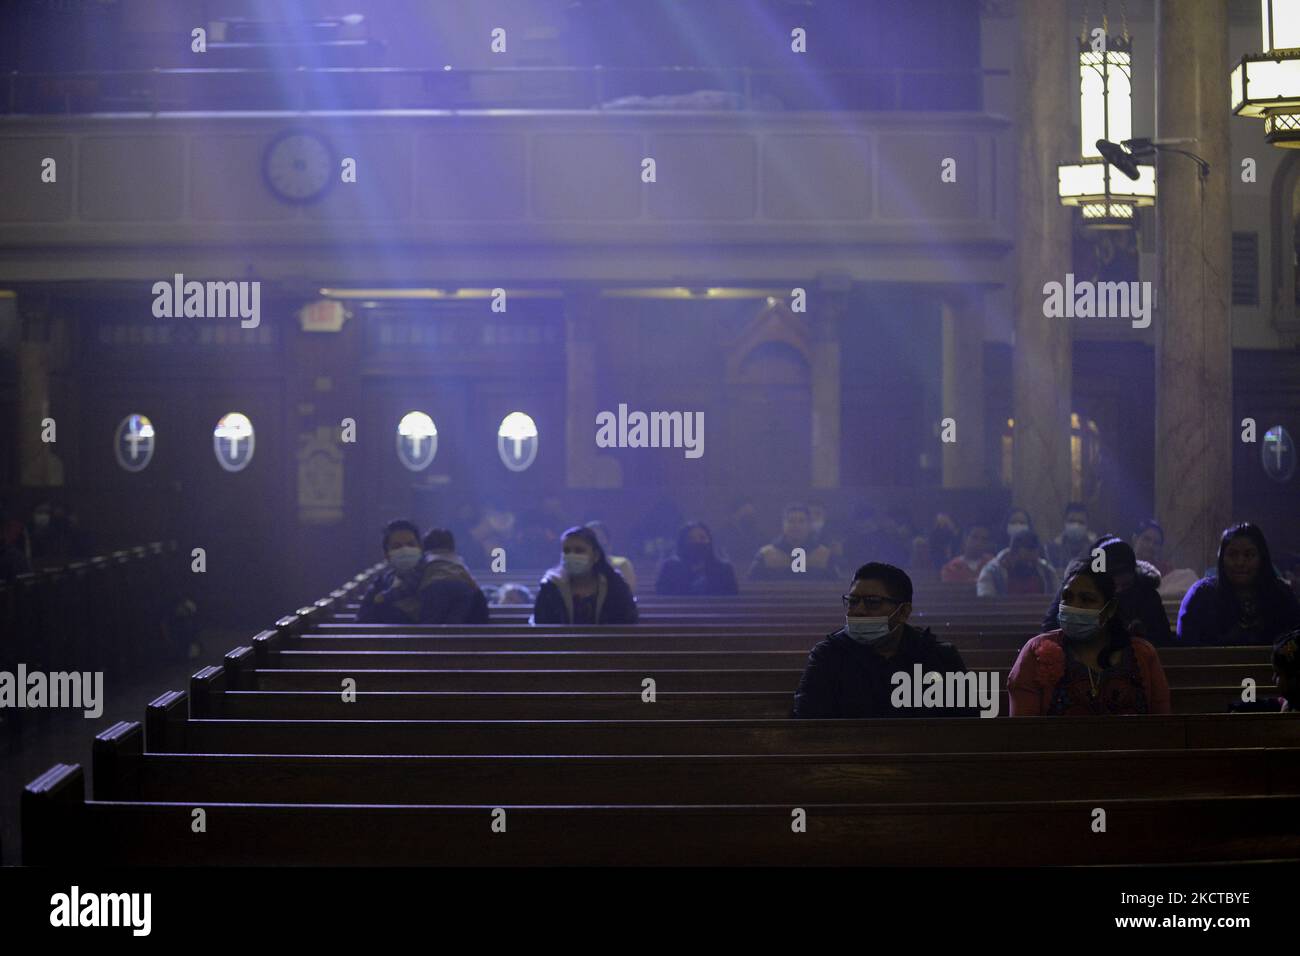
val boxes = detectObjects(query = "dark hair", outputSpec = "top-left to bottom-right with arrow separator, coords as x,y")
964,521 -> 991,539
1010,530 -> 1040,553
1060,558 -> 1131,664
422,528 -> 455,553
675,521 -> 717,561
1216,523 -> 1281,589
1004,507 -> 1033,529
1091,535 -> 1137,575
382,519 -> 420,551
558,525 -> 615,576
1133,519 -> 1164,544
1064,501 -> 1088,518
1274,628 -> 1300,683
852,562 -> 913,605
783,502 -> 811,520
1214,524 -> 1294,629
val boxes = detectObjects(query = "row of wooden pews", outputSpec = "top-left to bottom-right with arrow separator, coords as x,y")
22,568 -> 1300,865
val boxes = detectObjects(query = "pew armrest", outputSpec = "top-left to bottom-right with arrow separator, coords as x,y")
190,665 -> 227,718
22,763 -> 86,866
146,690 -> 189,753
92,720 -> 144,801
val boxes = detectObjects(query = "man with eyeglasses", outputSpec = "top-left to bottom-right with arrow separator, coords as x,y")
793,562 -> 974,718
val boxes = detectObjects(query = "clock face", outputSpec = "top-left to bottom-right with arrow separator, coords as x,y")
262,130 -> 334,203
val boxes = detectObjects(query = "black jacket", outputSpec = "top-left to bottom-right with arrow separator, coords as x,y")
1041,560 -> 1172,645
792,623 -> 976,719
532,567 -> 639,625
421,578 -> 491,624
1177,576 -> 1300,646
655,556 -> 739,595
357,567 -> 423,624
358,566 -> 490,625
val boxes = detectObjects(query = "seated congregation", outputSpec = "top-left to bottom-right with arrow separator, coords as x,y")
359,506 -> 1300,719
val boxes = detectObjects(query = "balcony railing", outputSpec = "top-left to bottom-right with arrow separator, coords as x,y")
2,65 -> 1007,116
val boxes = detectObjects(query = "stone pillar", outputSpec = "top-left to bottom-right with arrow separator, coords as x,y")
1154,0 -> 1232,569
809,295 -> 843,489
564,290 -> 620,489
1012,0 -> 1073,531
18,306 -> 65,487
941,290 -> 987,488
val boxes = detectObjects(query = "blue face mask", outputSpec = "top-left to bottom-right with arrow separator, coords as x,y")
1058,603 -> 1103,641
845,614 -> 893,644
563,553 -> 593,577
388,546 -> 421,573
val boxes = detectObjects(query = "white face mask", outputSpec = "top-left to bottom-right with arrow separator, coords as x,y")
1006,522 -> 1029,539
388,546 -> 422,573
845,614 -> 894,644
563,553 -> 593,577
1064,521 -> 1088,537
1058,603 -> 1103,642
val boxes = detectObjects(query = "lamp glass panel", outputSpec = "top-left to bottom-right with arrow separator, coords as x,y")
1270,0 -> 1300,51
1105,58 -> 1133,147
1080,60 -> 1106,156
1245,57 -> 1300,101
1110,164 -> 1157,198
1059,163 -> 1106,198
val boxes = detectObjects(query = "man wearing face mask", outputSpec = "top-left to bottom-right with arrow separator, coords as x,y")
358,519 -> 427,624
977,530 -> 1059,597
792,563 -> 974,718
1048,502 -> 1095,572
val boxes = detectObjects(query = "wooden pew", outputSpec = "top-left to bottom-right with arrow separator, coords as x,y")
298,625 -> 1201,651
279,642 -> 1271,668
25,764 -> 1300,866
145,693 -> 1300,756
187,668 -> 1257,719
91,721 -> 1300,805
228,664 -> 1272,692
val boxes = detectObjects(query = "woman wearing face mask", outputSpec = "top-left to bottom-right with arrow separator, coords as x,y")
1002,507 -> 1034,552
1007,559 -> 1170,716
655,521 -> 739,595
532,526 -> 638,625
1039,536 -> 1172,645
357,519 -> 427,624
1177,523 -> 1300,646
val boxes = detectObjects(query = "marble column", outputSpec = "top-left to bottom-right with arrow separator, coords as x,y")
941,289 -> 987,488
1154,0 -> 1232,569
18,306 -> 65,487
564,290 -> 621,489
1012,0 -> 1073,531
808,294 -> 843,490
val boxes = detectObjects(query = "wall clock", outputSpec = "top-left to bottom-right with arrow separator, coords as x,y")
262,129 -> 334,204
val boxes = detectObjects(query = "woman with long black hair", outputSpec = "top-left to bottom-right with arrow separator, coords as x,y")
1177,523 -> 1300,646
531,525 -> 638,625
655,521 -> 739,595
1008,558 -> 1170,716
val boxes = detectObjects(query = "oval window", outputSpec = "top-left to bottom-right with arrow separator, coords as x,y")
114,413 -> 156,472
396,411 -> 439,471
213,412 -> 255,472
1262,425 -> 1296,483
497,412 -> 538,472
